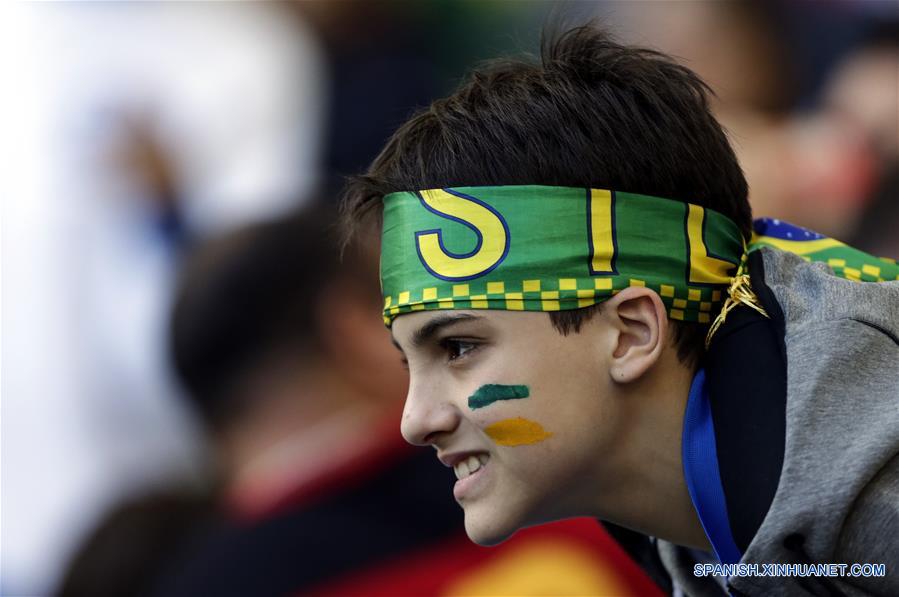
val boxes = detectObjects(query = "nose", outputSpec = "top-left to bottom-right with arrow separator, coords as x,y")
400,378 -> 461,446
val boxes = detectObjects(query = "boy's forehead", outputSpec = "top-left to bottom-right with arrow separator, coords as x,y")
392,310 -> 484,341
391,309 -> 545,347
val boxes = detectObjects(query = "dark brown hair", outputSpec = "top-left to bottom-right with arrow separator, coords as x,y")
169,204 -> 374,428
341,24 -> 751,368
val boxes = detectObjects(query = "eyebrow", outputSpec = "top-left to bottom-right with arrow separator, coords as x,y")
392,313 -> 481,352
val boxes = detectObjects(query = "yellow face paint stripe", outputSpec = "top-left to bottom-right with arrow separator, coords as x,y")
484,417 -> 553,446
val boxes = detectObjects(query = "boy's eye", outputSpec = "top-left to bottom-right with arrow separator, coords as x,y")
440,338 -> 479,362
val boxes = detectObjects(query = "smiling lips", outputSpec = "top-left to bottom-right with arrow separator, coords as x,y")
454,453 -> 489,480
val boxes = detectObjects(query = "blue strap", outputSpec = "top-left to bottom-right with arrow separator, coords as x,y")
682,369 -> 743,565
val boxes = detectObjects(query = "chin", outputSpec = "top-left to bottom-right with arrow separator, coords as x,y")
462,506 -> 519,546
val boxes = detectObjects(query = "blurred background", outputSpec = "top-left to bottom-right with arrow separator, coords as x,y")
1,1 -> 896,596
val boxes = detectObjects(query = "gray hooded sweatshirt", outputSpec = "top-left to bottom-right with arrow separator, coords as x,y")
659,247 -> 899,596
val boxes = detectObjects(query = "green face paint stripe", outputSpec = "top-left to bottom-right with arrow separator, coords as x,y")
468,384 -> 530,410
484,417 -> 553,446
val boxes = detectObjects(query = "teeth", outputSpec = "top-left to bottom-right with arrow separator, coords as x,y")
454,460 -> 470,480
453,454 -> 489,480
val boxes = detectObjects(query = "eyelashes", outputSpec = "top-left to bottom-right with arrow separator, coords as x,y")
397,337 -> 483,369
439,338 -> 480,364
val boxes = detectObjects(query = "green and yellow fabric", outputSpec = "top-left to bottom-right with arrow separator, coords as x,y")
749,219 -> 897,283
380,185 -> 898,328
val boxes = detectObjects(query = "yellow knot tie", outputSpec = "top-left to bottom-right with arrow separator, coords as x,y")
705,249 -> 769,348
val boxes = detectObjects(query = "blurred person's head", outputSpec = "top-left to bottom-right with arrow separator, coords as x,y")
744,20 -> 897,243
824,21 -> 899,159
608,0 -> 795,116
170,204 -> 406,484
823,21 -> 899,256
58,204 -> 406,597
342,25 -> 749,548
715,18 -> 896,241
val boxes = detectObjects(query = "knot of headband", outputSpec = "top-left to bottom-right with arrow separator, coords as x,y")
380,185 -> 898,343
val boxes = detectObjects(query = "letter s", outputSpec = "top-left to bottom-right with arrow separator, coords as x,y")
415,189 -> 510,281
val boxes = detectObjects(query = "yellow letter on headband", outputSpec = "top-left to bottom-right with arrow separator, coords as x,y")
415,189 -> 510,280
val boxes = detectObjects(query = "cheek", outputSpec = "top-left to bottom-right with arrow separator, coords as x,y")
465,334 -> 606,451
461,380 -> 550,445
467,383 -> 553,447
474,385 -> 592,445
488,353 -> 611,479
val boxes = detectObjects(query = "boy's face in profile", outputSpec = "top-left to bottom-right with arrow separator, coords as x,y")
392,308 -> 629,546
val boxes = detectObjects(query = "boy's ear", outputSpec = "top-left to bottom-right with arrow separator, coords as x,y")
603,287 -> 669,383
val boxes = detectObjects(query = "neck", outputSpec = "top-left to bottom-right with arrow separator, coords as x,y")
217,361 -> 386,492
599,355 -> 711,551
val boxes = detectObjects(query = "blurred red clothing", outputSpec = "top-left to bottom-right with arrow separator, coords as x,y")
156,420 -> 661,596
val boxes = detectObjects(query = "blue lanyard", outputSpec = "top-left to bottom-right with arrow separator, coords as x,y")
682,369 -> 743,565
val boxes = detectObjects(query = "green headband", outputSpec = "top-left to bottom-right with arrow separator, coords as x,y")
380,185 -> 744,326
